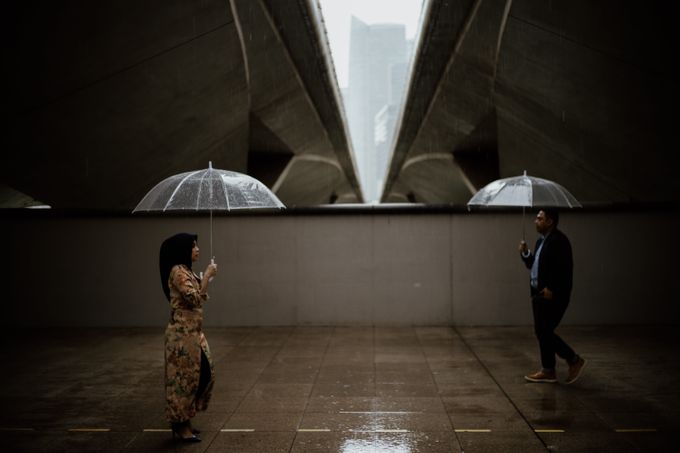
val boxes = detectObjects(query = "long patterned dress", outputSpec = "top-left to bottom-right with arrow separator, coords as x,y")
165,264 -> 215,423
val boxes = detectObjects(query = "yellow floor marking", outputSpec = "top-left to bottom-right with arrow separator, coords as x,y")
349,429 -> 409,433
68,428 -> 111,432
455,429 -> 492,433
298,428 -> 331,432
220,428 -> 255,432
615,428 -> 657,433
143,429 -> 172,432
535,429 -> 565,433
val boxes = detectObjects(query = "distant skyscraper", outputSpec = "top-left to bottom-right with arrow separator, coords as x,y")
347,17 -> 407,202
388,62 -> 408,106
374,104 -> 399,194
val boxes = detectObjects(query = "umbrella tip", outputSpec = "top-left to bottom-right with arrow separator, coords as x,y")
523,169 -> 527,176
209,161 -> 213,169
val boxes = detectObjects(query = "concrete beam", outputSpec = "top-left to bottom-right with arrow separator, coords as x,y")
384,0 -> 676,205
382,0 -> 477,202
261,0 -> 363,203
2,0 -> 362,210
235,0 -> 362,206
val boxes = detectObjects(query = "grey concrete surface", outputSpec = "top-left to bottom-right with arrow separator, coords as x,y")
383,0 -> 676,205
4,209 -> 679,327
3,0 -> 362,210
1,326 -> 677,452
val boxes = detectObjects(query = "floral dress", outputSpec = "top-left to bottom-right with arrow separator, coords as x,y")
165,264 -> 215,423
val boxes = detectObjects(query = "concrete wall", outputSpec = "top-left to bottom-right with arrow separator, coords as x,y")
4,210 -> 678,327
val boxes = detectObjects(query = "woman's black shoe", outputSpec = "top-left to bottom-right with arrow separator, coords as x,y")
171,422 -> 201,443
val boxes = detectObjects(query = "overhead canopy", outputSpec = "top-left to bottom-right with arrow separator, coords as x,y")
2,0 -> 363,210
382,0 -> 676,205
3,0 -> 676,210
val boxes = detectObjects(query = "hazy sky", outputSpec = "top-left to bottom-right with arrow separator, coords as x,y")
318,0 -> 424,88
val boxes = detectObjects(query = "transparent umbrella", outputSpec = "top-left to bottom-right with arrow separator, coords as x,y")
467,171 -> 581,239
133,161 -> 285,258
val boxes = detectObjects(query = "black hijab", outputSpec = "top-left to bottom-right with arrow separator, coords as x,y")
159,233 -> 197,301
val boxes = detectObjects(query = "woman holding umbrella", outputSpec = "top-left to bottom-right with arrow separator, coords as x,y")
159,233 -> 218,442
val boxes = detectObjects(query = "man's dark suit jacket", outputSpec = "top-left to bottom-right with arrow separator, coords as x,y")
521,228 -> 573,303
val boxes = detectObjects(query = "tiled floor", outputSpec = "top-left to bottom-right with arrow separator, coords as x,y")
1,325 -> 678,452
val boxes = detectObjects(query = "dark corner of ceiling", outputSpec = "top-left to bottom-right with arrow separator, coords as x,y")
247,114 -> 294,188
453,109 -> 500,190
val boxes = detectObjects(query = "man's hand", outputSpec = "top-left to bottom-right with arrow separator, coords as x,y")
518,240 -> 528,254
540,287 -> 553,300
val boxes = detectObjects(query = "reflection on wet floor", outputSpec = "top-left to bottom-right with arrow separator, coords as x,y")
1,325 -> 678,451
341,436 -> 411,453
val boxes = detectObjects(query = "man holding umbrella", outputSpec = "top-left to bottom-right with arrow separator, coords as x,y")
519,208 -> 586,384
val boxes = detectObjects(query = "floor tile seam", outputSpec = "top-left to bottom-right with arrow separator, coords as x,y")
469,359 -> 643,424
451,326 -> 552,452
372,325 -> 377,395
415,326 -> 464,452
536,354 -> 664,445
289,325 -> 334,452
233,326 -> 259,348
121,430 -> 141,451
573,396 -> 649,453
226,326 -> 299,431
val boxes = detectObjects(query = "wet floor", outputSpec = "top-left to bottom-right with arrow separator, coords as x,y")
1,325 -> 678,452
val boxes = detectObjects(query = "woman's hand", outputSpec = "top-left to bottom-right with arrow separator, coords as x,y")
204,262 -> 218,280
199,262 -> 217,295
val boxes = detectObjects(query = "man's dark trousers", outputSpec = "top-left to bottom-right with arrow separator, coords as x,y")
531,288 -> 576,369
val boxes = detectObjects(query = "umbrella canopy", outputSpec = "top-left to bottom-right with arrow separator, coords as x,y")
133,162 -> 285,212
133,162 -> 284,259
467,171 -> 581,208
467,171 -> 581,240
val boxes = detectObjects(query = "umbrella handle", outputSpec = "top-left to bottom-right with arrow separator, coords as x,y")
200,259 -> 216,283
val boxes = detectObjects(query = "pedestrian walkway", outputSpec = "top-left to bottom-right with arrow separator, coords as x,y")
1,326 -> 677,452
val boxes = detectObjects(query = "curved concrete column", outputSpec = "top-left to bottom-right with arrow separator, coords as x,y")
384,0 -> 676,205
384,0 -> 510,203
2,0 -> 363,209
235,0 -> 363,206
400,153 -> 473,203
272,155 -> 344,206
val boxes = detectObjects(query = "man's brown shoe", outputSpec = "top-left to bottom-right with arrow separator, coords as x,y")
566,357 -> 586,384
524,369 -> 557,383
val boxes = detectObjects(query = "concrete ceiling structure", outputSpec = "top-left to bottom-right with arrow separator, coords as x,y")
3,0 -> 363,210
4,0 -> 677,211
382,0 -> 677,205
